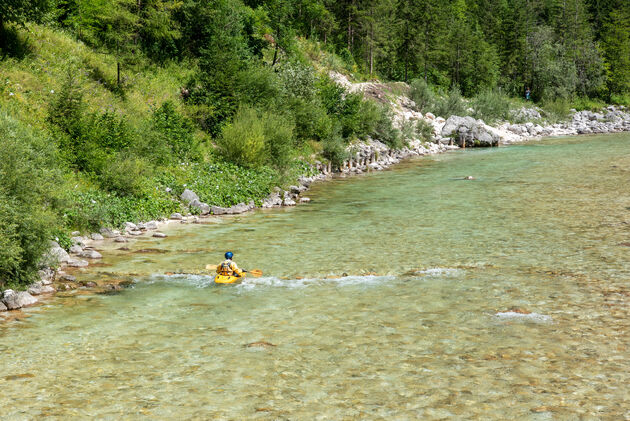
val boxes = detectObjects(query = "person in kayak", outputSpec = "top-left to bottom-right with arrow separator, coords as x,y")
216,251 -> 244,277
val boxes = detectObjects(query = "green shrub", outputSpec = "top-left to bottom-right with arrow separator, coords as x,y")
433,86 -> 467,119
216,107 -> 266,168
99,155 -> 153,196
541,98 -> 571,122
278,61 -> 316,100
0,111 -> 63,288
409,78 -> 435,112
372,106 -> 402,148
262,112 -> 295,172
415,119 -> 434,143
288,97 -> 333,144
156,162 -> 278,207
571,97 -> 607,111
471,89 -> 512,123
150,101 -> 200,163
322,133 -> 348,167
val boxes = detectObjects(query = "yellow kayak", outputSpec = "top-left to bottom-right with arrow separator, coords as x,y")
214,274 -> 244,284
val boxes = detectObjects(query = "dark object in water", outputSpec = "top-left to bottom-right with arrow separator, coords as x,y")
5,373 -> 35,381
244,341 -> 276,348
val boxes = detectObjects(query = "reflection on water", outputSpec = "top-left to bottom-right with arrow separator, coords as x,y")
1,134 -> 629,419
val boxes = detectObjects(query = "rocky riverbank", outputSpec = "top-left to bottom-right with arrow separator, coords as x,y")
2,77 -> 630,315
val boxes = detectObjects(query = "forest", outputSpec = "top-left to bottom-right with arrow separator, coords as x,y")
0,0 -> 629,287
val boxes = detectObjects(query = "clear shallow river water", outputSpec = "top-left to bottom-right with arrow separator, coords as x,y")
1,134 -> 629,419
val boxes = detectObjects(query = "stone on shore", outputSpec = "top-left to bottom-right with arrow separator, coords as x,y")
66,258 -> 89,268
0,301 -> 6,311
299,197 -> 311,203
124,222 -> 138,232
180,189 -> 200,204
46,241 -> 70,265
262,192 -> 283,208
170,213 -> 183,220
78,250 -> 102,259
189,199 -> 211,215
145,221 -> 158,230
99,228 -> 120,238
114,236 -> 128,243
2,290 -> 37,310
70,245 -> 83,254
90,233 -> 104,241
128,230 -> 143,236
153,232 -> 167,238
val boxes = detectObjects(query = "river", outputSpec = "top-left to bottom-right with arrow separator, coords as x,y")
2,133 -> 629,419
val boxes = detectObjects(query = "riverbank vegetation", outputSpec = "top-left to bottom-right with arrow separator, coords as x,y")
1,0 -> 629,287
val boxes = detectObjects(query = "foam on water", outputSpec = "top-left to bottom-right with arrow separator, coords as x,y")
237,274 -> 396,290
148,273 -> 214,288
494,311 -> 552,323
414,267 -> 464,277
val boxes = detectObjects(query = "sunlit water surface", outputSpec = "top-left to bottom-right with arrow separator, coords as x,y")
2,134 -> 629,419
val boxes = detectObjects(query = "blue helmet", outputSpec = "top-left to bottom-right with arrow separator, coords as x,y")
225,251 -> 233,259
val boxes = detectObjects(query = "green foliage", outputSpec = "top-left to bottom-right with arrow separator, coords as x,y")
215,107 -> 267,168
433,86 -> 467,119
62,188 -> 179,230
415,119 -> 434,143
322,134 -> 348,167
541,98 -> 571,123
471,89 -> 512,123
156,162 -> 278,208
371,104 -> 402,148
0,111 -> 61,287
409,78 -> 435,112
99,155 -> 153,196
150,101 -> 200,163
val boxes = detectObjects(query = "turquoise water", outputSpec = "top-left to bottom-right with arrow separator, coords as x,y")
1,134 -> 629,419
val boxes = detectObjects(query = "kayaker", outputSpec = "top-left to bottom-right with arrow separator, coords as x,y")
216,251 -> 244,278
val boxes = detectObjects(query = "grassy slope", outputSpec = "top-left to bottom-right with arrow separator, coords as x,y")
0,24 -> 194,132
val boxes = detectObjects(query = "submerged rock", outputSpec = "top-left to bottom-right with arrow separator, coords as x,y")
153,232 -> 167,238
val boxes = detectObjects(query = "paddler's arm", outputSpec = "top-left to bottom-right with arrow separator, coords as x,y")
231,262 -> 244,276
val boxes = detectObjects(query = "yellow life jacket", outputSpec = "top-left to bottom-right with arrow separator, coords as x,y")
218,259 -> 235,276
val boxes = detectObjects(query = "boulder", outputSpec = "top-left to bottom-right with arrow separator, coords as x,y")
69,245 -> 83,254
441,115 -> 499,147
2,290 -> 37,310
66,258 -> 89,268
128,230 -> 143,236
290,185 -> 307,194
124,222 -> 137,232
46,241 -> 70,264
38,269 -> 55,285
189,199 -> 211,215
299,197 -> 311,203
58,274 -> 76,282
230,201 -> 255,214
153,232 -> 167,238
180,189 -> 200,204
78,250 -> 102,259
262,193 -> 283,208
28,282 -> 43,296
283,197 -> 296,206
114,236 -> 128,243
71,236 -> 88,247
0,301 -> 6,311
90,233 -> 104,241
145,221 -> 158,230
170,213 -> 183,220
136,222 -> 147,230
99,228 -> 120,238
425,112 -> 435,120
211,205 -> 229,215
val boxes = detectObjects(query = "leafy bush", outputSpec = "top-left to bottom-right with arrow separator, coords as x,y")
372,105 -> 402,148
409,78 -> 435,112
215,107 -> 266,168
471,89 -> 512,123
150,101 -> 200,163
62,189 -> 180,230
541,98 -> 571,122
262,112 -> 295,172
0,111 -> 62,288
99,155 -> 153,196
415,119 -> 435,143
433,86 -> 467,119
157,162 -> 278,207
322,134 -> 348,167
